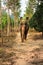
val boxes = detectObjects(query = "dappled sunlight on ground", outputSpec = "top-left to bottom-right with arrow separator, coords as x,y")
0,32 -> 43,65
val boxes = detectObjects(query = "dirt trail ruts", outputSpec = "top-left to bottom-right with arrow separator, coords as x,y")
0,32 -> 43,65
12,32 -> 43,65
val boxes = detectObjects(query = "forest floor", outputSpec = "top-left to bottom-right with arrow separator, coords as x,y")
0,31 -> 43,65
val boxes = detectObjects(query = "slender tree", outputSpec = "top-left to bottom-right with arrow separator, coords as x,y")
0,0 -> 1,25
3,0 -> 10,36
0,0 -> 4,44
7,0 -> 21,27
0,0 -> 1,36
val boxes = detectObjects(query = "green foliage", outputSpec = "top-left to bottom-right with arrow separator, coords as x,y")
29,2 -> 43,32
1,12 -> 7,29
25,0 -> 36,18
7,0 -> 21,18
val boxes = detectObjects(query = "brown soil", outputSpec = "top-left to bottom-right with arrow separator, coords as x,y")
0,31 -> 43,65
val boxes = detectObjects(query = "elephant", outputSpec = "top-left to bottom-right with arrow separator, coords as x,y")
20,23 -> 25,42
20,22 -> 29,42
20,17 -> 29,42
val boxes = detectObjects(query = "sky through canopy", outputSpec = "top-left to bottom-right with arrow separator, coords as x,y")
20,0 -> 28,16
1,0 -> 28,16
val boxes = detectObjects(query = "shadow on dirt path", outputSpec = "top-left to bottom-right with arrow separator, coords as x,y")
0,32 -> 43,65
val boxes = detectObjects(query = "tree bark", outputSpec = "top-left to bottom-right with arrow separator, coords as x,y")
7,9 -> 10,36
42,32 -> 43,37
0,0 -> 3,45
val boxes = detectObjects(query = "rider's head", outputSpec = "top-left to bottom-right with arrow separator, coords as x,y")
20,17 -> 23,20
26,17 -> 29,20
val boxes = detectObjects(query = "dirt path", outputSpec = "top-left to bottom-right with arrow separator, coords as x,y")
0,32 -> 43,65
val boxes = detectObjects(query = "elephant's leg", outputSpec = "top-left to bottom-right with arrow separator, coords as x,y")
21,28 -> 24,42
24,26 -> 29,40
24,32 -> 27,40
21,25 -> 25,42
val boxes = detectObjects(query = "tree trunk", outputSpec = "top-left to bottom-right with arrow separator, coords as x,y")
0,0 -> 3,45
7,9 -> 10,36
14,11 -> 18,31
42,32 -> 43,37
14,12 -> 17,30
13,11 -> 15,30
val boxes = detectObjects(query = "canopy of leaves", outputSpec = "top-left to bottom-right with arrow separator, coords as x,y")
29,2 -> 43,32
1,11 -> 7,29
7,0 -> 21,22
25,0 -> 36,19
7,0 -> 20,9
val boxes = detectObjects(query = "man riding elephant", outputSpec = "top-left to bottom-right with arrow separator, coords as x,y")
24,17 -> 29,40
20,17 -> 29,42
